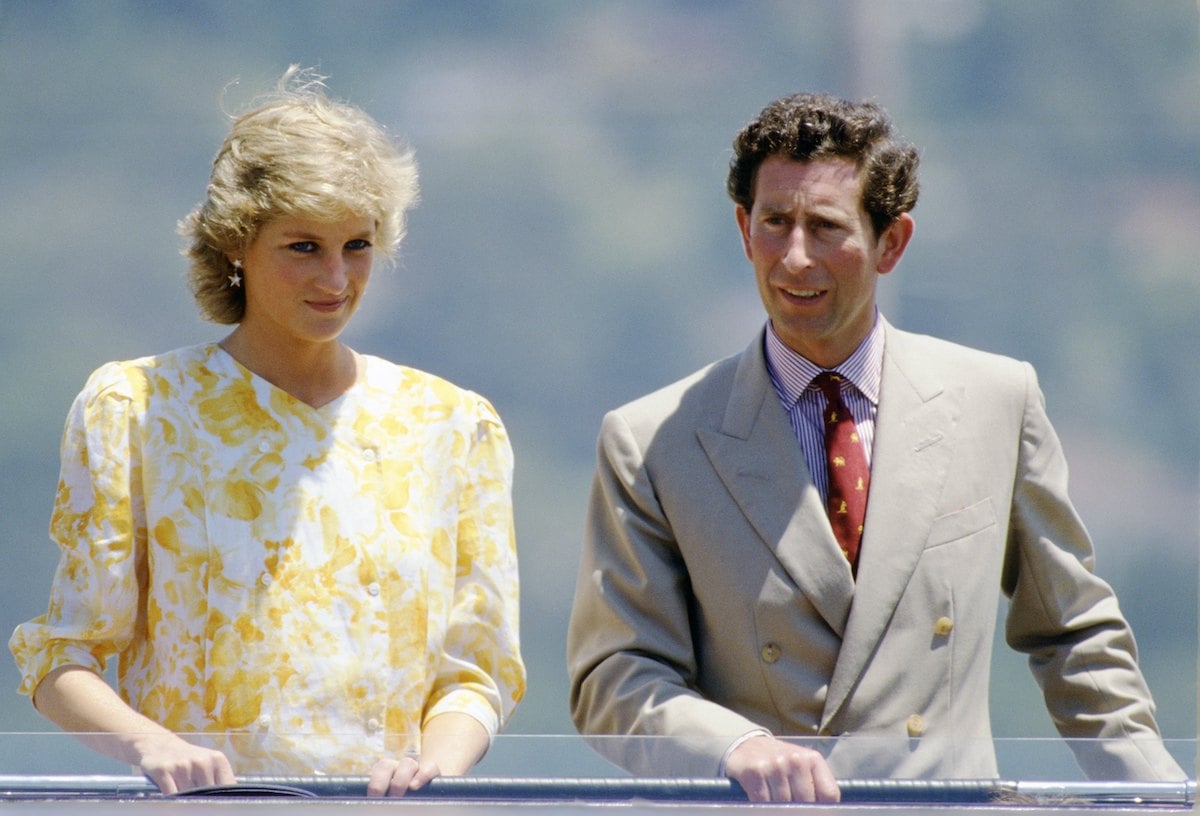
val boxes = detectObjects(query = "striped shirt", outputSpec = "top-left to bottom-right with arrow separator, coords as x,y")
763,317 -> 884,504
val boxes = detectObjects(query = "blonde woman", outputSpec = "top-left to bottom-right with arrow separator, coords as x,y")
11,68 -> 525,796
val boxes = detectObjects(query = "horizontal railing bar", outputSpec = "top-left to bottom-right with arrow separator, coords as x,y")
0,774 -> 1192,805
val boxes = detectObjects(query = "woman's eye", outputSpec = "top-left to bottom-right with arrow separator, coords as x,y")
346,239 -> 372,251
289,241 -> 318,253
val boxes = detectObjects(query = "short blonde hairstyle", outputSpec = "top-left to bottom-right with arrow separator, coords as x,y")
180,66 -> 419,324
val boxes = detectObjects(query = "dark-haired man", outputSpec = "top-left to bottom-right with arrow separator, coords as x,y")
567,92 -> 1183,803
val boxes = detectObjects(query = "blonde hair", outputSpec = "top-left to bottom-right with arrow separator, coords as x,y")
179,66 -> 419,323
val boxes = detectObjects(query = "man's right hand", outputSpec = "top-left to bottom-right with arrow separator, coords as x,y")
725,735 -> 840,803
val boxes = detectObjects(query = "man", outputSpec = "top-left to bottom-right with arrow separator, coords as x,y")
566,93 -> 1183,803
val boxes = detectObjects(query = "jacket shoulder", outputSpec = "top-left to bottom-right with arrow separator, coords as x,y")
603,352 -> 742,439
886,327 -> 1033,390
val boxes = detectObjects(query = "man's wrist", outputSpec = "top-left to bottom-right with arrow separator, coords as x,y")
718,729 -> 772,776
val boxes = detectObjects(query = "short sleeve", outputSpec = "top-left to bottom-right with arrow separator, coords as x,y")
9,363 -> 148,696
423,394 -> 525,735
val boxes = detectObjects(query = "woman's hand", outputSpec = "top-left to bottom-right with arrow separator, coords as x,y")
365,712 -> 489,797
132,732 -> 237,794
366,753 -> 440,797
33,666 -> 236,794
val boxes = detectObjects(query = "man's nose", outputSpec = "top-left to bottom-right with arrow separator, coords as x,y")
782,227 -> 813,269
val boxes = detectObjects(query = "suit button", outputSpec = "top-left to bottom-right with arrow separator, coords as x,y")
906,714 -> 926,737
934,616 -> 954,636
760,643 -> 782,664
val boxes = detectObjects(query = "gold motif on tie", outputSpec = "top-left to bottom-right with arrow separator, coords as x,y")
814,372 -> 870,576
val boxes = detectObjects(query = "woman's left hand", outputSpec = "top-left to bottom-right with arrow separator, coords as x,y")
367,713 -> 488,796
366,752 -> 441,797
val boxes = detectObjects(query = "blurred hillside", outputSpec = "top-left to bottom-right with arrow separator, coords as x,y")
0,0 -> 1196,765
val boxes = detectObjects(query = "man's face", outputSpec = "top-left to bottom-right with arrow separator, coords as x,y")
735,155 -> 912,367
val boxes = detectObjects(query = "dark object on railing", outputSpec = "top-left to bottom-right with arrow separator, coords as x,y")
0,774 -> 1193,806
175,781 -> 318,798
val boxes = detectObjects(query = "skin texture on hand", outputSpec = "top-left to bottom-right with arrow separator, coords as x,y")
725,735 -> 841,803
366,711 -> 490,797
35,666 -> 492,797
32,665 -> 236,794
127,733 -> 237,795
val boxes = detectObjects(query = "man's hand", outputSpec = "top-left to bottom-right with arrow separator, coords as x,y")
725,735 -> 840,803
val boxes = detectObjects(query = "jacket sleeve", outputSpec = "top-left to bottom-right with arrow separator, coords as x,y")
566,409 -> 765,777
1002,362 -> 1185,781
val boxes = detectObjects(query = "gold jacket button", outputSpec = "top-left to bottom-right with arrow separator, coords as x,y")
760,643 -> 782,664
906,714 -> 926,737
934,616 -> 954,636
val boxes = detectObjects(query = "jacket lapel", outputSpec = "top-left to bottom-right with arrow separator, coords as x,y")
698,332 -> 855,637
821,323 -> 963,728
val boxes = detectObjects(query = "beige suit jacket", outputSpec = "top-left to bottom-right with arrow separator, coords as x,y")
567,320 -> 1182,781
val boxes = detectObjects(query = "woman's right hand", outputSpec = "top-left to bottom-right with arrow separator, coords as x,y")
32,666 -> 236,794
131,732 -> 237,794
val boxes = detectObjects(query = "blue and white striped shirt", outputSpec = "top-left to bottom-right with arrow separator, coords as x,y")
763,317 -> 884,504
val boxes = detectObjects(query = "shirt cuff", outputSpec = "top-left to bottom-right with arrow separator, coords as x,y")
718,729 -> 772,777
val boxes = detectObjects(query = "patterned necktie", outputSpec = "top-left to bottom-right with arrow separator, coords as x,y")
813,372 -> 870,573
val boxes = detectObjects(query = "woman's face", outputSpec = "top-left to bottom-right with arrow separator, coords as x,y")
237,214 -> 376,350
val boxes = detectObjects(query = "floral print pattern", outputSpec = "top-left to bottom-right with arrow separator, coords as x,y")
10,344 -> 525,774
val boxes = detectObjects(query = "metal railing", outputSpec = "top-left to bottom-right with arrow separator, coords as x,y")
0,774 -> 1193,807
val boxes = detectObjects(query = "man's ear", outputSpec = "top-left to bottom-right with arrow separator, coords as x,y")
734,204 -> 753,262
876,213 -> 914,275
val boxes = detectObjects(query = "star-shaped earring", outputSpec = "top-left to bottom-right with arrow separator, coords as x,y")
228,259 -> 243,288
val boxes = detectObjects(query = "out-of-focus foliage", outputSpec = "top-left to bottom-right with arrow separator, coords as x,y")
0,1 -> 1195,757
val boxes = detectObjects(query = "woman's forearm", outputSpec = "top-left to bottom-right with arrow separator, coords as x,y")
34,665 -> 174,763
33,665 -> 235,793
419,711 -> 490,775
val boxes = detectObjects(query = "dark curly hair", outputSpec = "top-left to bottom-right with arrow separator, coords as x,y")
727,93 -> 919,237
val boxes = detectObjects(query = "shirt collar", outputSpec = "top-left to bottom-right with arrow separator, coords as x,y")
764,314 -> 885,407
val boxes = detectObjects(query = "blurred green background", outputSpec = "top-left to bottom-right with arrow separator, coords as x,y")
1,0 -> 1196,769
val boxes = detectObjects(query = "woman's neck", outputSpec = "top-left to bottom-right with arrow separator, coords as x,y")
218,329 -> 359,409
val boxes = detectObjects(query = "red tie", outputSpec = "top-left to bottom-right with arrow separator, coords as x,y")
814,372 -> 869,573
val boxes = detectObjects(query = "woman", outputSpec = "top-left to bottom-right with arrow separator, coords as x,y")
9,67 -> 525,797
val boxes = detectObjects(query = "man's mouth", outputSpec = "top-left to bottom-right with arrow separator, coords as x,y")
783,288 -> 823,300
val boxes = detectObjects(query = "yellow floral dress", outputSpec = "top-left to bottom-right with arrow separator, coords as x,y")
10,344 -> 525,774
